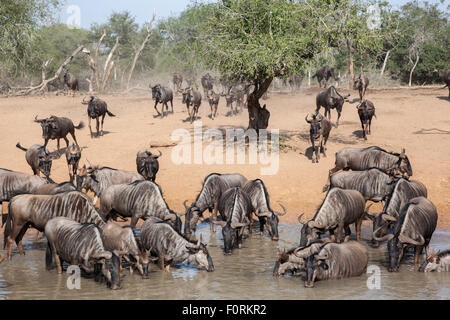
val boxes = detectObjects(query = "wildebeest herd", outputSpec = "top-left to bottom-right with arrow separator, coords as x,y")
0,67 -> 449,292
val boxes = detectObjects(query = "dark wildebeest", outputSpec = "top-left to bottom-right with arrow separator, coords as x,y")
201,73 -> 215,96
372,197 -> 438,272
315,86 -> 350,127
100,180 -> 184,231
305,113 -> 332,164
273,239 -> 332,277
45,217 -> 121,289
366,178 -> 427,247
77,165 -> 143,205
81,96 -> 115,138
419,250 -> 450,272
207,90 -> 220,120
229,84 -> 247,111
324,168 -> 398,203
151,84 -> 174,117
65,143 -> 84,184
242,179 -> 287,241
34,115 -> 85,151
353,75 -> 370,101
16,143 -> 60,178
184,173 -> 248,236
63,69 -> 79,96
181,87 -> 202,123
213,187 -> 253,255
0,168 -> 49,226
357,100 -> 376,140
298,188 -> 366,246
304,241 -> 368,288
172,73 -> 183,92
328,146 -> 413,177
136,150 -> 162,182
442,70 -> 450,97
312,66 -> 339,88
140,218 -> 214,273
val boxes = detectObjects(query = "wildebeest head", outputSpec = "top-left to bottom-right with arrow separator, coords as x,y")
181,88 -> 193,104
151,84 -> 162,101
76,165 -> 99,193
144,151 -> 161,181
353,75 -> 363,90
38,151 -> 58,178
91,251 -> 121,290
304,252 -> 329,288
66,143 -> 82,165
259,204 -> 287,241
396,149 -> 413,177
186,235 -> 214,272
213,220 -> 248,255
34,116 -> 57,138
305,113 -> 323,140
183,201 -> 205,237
419,250 -> 447,272
298,214 -> 326,247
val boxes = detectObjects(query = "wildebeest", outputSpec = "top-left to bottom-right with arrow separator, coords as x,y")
419,250 -> 450,272
185,76 -> 195,87
184,173 -> 248,236
100,180 -> 183,231
298,188 -> 366,246
442,70 -> 450,97
181,87 -> 202,123
315,86 -> 350,127
366,178 -> 427,247
140,218 -> 214,273
207,90 -> 220,120
373,197 -> 438,272
63,68 -> 79,96
76,165 -> 144,204
213,187 -> 252,255
16,143 -> 60,178
353,75 -> 370,101
242,179 -> 287,241
33,181 -> 77,195
286,75 -> 303,92
357,100 -> 376,140
81,96 -> 115,138
201,73 -> 215,96
312,66 -> 339,88
34,115 -> 85,151
151,84 -> 174,117
328,146 -> 413,177
45,217 -> 121,289
305,113 -> 332,163
65,143 -> 83,184
136,150 -> 162,182
172,73 -> 183,92
304,241 -> 368,288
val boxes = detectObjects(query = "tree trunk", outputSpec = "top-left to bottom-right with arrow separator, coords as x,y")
409,54 -> 420,87
247,78 -> 273,131
380,50 -> 390,76
347,38 -> 354,88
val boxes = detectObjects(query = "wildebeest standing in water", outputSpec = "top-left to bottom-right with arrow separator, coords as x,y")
357,100 -> 376,140
207,90 -> 220,120
65,143 -> 84,184
63,68 -> 79,96
81,96 -> 115,138
172,73 -> 183,92
16,143 -> 60,178
140,218 -> 214,273
181,87 -> 202,123
312,66 -> 339,88
419,250 -> 450,272
151,84 -> 174,117
136,150 -> 162,182
34,115 -> 85,151
315,86 -> 350,127
44,217 -> 121,290
305,113 -> 332,164
353,75 -> 370,101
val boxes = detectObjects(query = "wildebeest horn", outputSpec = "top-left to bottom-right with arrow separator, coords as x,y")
275,203 -> 287,216
372,227 -> 394,242
34,115 -> 45,123
153,150 -> 162,158
298,214 -> 305,224
305,114 -> 311,123
81,96 -> 89,105
381,214 -> 397,223
308,220 -> 326,229
183,200 -> 189,210
398,234 -> 425,246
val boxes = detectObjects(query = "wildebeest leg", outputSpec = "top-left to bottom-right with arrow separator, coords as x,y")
96,118 -> 100,137
64,136 -> 70,149
170,99 -> 174,113
70,131 -> 79,148
414,246 -> 423,267
344,225 -> 351,242
210,204 -> 218,232
355,218 -> 363,241
123,255 -> 133,275
258,216 -> 265,235
56,139 -> 61,152
89,117 -> 93,138
154,101 -> 162,117
51,243 -> 63,274
336,111 -> 341,128
336,223 -> 344,243
158,255 -> 165,271
130,215 -> 139,228
101,114 -> 106,136
237,229 -> 243,249
329,229 -> 335,242
361,120 -> 366,140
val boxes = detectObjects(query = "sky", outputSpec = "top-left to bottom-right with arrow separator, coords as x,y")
57,0 -> 448,29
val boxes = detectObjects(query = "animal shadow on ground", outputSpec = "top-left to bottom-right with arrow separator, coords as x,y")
225,110 -> 239,117
437,96 -> 450,102
413,128 -> 450,135
91,131 -> 113,138
182,116 -> 202,123
349,98 -> 360,104
352,130 -> 365,139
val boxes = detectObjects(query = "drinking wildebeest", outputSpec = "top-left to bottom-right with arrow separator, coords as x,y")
181,87 -> 202,123
44,217 -> 121,290
151,84 -> 174,117
34,115 -> 85,151
63,68 -> 79,96
305,113 -> 332,164
0,168 -> 49,226
298,188 -> 366,246
201,73 -> 215,96
212,187 -> 252,255
357,100 -> 376,140
328,146 -> 413,177
353,75 -> 370,101
372,197 -> 438,272
419,250 -> 450,272
100,180 -> 184,231
16,143 -> 60,178
366,178 -> 427,247
312,66 -> 339,88
81,96 -> 115,138
273,239 -> 331,277
172,73 -> 183,92
207,90 -> 220,120
140,218 -> 214,273
242,179 -> 287,241
76,165 -> 144,205
303,241 -> 368,288
136,150 -> 162,182
184,173 -> 248,236
315,86 -> 350,127
323,168 -> 398,202
65,143 -> 84,184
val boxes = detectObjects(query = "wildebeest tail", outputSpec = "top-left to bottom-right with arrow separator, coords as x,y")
16,143 -> 28,152
106,110 -> 116,117
3,204 -> 12,249
74,121 -> 85,130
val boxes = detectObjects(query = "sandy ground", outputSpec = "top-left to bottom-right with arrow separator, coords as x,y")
1,86 -> 449,232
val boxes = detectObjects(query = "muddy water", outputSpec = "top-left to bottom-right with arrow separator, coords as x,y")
0,223 -> 449,300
